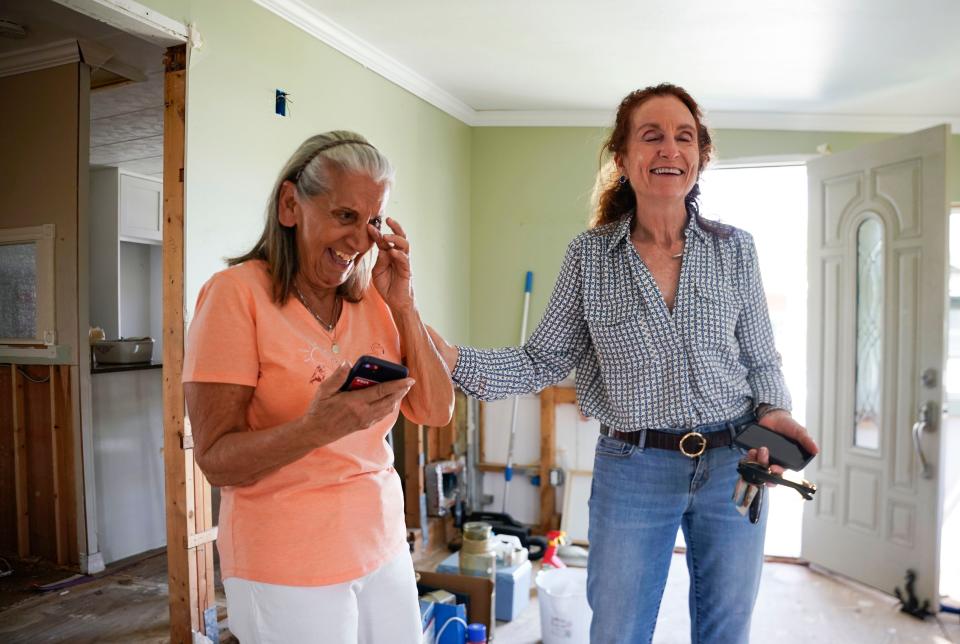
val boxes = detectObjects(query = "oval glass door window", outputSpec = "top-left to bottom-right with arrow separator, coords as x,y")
854,217 -> 884,450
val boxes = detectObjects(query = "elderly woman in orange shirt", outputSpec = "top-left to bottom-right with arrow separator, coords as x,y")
183,131 -> 453,643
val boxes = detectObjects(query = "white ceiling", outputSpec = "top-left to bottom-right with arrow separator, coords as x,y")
89,72 -> 165,177
259,0 -> 960,131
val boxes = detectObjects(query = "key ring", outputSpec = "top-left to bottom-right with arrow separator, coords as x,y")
737,461 -> 817,500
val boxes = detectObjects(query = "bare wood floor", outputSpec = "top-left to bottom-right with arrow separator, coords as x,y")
0,551 -> 235,644
0,550 -> 956,643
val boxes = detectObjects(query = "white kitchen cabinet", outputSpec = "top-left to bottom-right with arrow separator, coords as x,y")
91,167 -> 162,245
119,172 -> 163,243
89,167 -> 163,352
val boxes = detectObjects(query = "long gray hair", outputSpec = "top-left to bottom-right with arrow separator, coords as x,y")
229,130 -> 395,303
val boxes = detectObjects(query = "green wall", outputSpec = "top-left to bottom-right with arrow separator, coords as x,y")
469,127 -> 603,348
142,0 -> 959,349
469,128 -> 960,347
141,0 -> 472,339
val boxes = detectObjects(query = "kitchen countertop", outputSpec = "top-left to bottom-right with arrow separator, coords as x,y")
91,361 -> 163,374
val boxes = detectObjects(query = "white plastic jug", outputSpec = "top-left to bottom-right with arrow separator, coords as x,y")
535,567 -> 592,644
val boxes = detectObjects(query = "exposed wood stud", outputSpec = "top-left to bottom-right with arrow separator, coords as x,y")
538,386 -> 557,533
161,43 -> 211,644
554,386 -> 576,405
12,365 -> 29,557
59,365 -> 78,565
185,527 -> 218,550
48,366 -> 65,565
476,462 -> 539,473
403,416 -> 423,529
478,401 -> 486,464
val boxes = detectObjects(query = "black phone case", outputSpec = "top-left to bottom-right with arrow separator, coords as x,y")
733,422 -> 814,471
339,355 -> 408,391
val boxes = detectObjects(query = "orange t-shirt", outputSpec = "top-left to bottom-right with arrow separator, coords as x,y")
183,260 -> 408,586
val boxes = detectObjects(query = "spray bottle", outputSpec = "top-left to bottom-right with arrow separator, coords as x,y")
541,530 -> 568,569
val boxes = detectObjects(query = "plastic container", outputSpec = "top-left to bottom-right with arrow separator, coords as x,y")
459,521 -> 496,637
466,622 -> 487,643
460,522 -> 496,578
436,551 -> 531,621
535,567 -> 592,644
92,337 -> 154,364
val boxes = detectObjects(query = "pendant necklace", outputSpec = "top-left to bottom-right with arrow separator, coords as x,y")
295,284 -> 342,354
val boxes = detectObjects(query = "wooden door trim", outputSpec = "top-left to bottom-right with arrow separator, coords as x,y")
161,44 -> 216,644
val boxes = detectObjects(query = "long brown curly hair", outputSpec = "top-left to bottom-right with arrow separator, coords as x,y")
591,84 -> 721,233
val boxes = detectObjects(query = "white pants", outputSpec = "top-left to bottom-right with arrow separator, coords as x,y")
224,549 -> 422,644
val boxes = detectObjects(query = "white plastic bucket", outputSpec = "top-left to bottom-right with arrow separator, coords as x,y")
535,567 -> 592,644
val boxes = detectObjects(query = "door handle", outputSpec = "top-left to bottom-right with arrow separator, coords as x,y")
911,403 -> 934,479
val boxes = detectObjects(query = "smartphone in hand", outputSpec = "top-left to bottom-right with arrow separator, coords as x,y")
734,423 -> 815,471
339,355 -> 408,392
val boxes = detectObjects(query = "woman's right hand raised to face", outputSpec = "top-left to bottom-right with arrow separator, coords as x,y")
303,363 -> 415,444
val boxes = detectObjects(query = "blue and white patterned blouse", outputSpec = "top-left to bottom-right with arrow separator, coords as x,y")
452,213 -> 791,433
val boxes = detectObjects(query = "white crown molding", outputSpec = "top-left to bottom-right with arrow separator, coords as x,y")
472,109 -> 959,133
471,110 -> 614,127
251,0 -> 476,125
250,1 -> 960,135
705,111 -> 960,134
51,0 -> 188,46
0,39 -> 81,78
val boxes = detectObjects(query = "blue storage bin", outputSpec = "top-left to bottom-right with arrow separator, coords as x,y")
436,552 -> 532,621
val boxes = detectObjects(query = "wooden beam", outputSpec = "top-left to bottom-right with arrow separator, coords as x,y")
161,44 -> 212,644
402,416 -> 423,528
476,462 -> 539,473
193,452 -> 215,636
185,527 -> 219,550
57,365 -> 79,565
437,414 -> 456,460
11,365 -> 29,557
48,366 -> 65,565
538,386 -> 558,533
425,417 -> 441,463
478,401 -> 486,464
554,386 -> 576,405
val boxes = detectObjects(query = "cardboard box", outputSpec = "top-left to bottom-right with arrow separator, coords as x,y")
416,570 -> 495,634
436,552 -> 532,621
419,599 -> 436,643
434,603 -> 467,644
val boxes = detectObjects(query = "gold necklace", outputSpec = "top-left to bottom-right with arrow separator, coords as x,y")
294,284 -> 342,354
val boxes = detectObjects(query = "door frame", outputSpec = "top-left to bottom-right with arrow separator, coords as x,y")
51,2 -> 211,642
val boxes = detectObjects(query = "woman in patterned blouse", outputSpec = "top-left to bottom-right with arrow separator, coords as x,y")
430,84 -> 819,643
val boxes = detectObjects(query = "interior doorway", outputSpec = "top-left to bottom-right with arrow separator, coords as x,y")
699,161 -> 958,608
698,162 -> 808,558
941,204 -> 960,602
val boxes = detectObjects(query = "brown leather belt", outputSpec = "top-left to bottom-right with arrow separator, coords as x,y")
600,425 -> 736,458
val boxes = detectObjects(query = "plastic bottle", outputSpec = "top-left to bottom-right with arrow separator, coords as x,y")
459,521 -> 496,638
459,522 -> 496,577
466,622 -> 487,643
541,529 -> 567,569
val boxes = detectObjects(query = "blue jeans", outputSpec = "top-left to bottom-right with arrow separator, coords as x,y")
586,421 -> 768,644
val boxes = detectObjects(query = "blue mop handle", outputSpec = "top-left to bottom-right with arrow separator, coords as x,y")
503,272 -> 534,497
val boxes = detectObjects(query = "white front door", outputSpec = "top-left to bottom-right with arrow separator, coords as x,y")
802,125 -> 950,608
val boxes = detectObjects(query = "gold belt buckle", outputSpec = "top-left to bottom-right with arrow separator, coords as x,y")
679,431 -> 706,458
